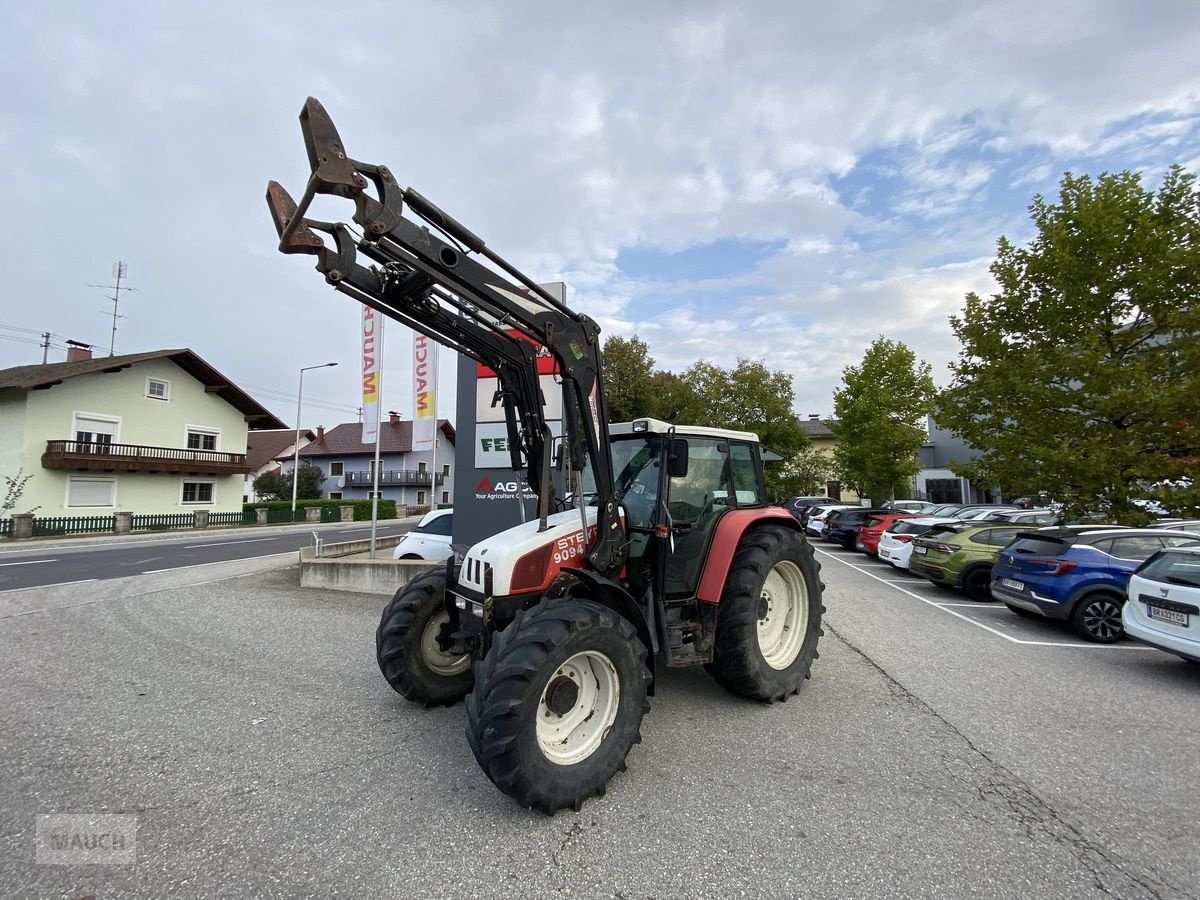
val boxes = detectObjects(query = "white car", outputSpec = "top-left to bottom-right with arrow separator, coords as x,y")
877,516 -> 960,570
805,504 -> 854,537
1123,545 -> 1200,663
392,509 -> 454,561
888,500 -> 935,514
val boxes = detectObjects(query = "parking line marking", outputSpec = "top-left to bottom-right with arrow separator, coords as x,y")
815,548 -> 1152,649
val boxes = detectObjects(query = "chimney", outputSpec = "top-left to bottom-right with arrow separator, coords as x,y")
66,344 -> 93,363
389,411 -> 400,426
316,425 -> 325,441
808,414 -> 820,420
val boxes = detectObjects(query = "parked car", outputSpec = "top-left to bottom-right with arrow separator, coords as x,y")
1122,546 -> 1200,663
886,500 -> 936,514
821,507 -> 895,549
805,504 -> 855,537
1149,519 -> 1200,535
877,516 -> 962,571
990,527 -> 1200,642
391,508 -> 454,561
954,504 -> 1021,519
978,507 -> 1062,526
1011,492 -> 1052,509
855,512 -> 917,556
777,496 -> 836,521
908,522 -> 1028,601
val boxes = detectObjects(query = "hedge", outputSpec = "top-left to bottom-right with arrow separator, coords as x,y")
243,499 -> 397,521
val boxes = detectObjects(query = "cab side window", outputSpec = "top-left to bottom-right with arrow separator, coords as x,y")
728,443 -> 762,507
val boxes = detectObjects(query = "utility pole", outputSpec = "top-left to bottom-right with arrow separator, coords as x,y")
89,261 -> 137,356
40,332 -> 50,364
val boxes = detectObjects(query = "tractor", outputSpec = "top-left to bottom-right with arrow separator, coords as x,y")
267,98 -> 825,813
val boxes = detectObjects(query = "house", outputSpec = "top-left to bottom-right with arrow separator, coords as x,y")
797,415 -> 859,502
243,428 -> 315,502
0,347 -> 286,517
295,413 -> 456,508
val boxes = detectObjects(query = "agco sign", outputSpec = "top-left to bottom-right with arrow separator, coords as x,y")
474,475 -> 536,501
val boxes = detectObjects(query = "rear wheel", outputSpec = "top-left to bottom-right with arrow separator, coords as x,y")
376,570 -> 473,705
962,567 -> 995,602
706,526 -> 824,702
1070,593 -> 1125,643
465,598 -> 650,814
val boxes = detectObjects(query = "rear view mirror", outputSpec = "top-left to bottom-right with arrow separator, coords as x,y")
668,439 -> 689,478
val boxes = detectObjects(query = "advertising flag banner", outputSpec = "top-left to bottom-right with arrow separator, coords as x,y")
361,306 -> 380,444
413,334 -> 437,451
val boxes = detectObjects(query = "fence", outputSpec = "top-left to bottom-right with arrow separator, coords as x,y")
210,510 -> 256,526
31,515 -> 117,537
0,518 -> 9,538
131,513 -> 194,532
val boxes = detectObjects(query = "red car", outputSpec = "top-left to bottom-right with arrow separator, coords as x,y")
855,512 -> 917,556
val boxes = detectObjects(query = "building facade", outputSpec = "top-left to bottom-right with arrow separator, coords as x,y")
295,414 -> 456,508
0,348 -> 285,517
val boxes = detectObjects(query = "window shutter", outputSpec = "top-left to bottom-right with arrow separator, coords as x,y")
68,477 -> 115,507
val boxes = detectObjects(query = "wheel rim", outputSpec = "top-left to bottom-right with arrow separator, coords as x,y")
536,650 -> 621,765
419,611 -> 471,676
756,560 -> 809,670
966,570 -> 992,601
1083,599 -> 1123,640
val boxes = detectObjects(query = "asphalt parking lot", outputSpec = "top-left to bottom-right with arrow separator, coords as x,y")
2,547 -> 1198,899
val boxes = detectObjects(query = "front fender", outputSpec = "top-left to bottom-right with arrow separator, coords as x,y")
552,568 -> 657,694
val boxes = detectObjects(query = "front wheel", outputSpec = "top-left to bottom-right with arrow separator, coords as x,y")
465,598 -> 650,814
705,526 -> 824,702
376,570 -> 473,705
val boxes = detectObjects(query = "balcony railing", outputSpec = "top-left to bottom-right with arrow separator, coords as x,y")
345,469 -> 443,487
42,440 -> 250,475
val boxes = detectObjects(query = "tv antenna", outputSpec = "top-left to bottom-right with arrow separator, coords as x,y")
88,261 -> 138,356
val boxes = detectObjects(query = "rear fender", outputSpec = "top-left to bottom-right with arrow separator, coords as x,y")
550,568 -> 657,694
696,509 -> 804,604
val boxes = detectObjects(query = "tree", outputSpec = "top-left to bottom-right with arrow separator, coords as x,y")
252,471 -> 286,501
936,167 -> 1200,522
276,464 -> 327,501
601,335 -> 658,423
830,338 -> 935,503
775,444 -> 834,497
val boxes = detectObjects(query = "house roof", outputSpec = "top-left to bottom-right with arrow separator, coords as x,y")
0,348 -> 287,429
300,419 -> 456,457
246,428 -> 314,470
800,418 -> 836,439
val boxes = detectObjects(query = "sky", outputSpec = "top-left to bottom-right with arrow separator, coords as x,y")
2,1 -> 1199,430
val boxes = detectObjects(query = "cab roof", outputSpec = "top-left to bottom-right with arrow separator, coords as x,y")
609,417 -> 760,444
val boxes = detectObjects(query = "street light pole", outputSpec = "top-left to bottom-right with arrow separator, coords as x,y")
291,362 -> 338,518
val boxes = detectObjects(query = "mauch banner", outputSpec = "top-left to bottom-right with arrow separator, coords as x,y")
413,333 -> 437,451
361,306 -> 380,444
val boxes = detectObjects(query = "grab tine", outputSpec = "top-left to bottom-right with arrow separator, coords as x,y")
266,180 -> 324,255
299,96 -> 362,197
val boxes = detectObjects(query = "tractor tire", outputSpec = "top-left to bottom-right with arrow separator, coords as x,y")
705,526 -> 824,702
376,570 -> 473,706
465,598 -> 650,814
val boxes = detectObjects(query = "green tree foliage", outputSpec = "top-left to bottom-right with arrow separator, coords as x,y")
775,444 -> 834,497
275,464 -> 327,501
936,167 -> 1200,522
252,471 -> 286,501
601,335 -> 658,423
831,338 -> 935,503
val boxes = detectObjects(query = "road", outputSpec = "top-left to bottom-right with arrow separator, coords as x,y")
1,537 -> 1197,898
0,520 -> 413,593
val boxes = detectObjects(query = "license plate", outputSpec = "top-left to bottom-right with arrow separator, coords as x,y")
879,549 -> 891,559
1001,578 -> 1024,591
913,545 -> 926,555
856,542 -> 866,550
1147,604 -> 1189,627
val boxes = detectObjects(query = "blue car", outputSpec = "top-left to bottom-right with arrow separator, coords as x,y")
990,527 -> 1200,642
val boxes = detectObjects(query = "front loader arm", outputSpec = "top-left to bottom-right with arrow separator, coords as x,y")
266,97 -> 626,577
